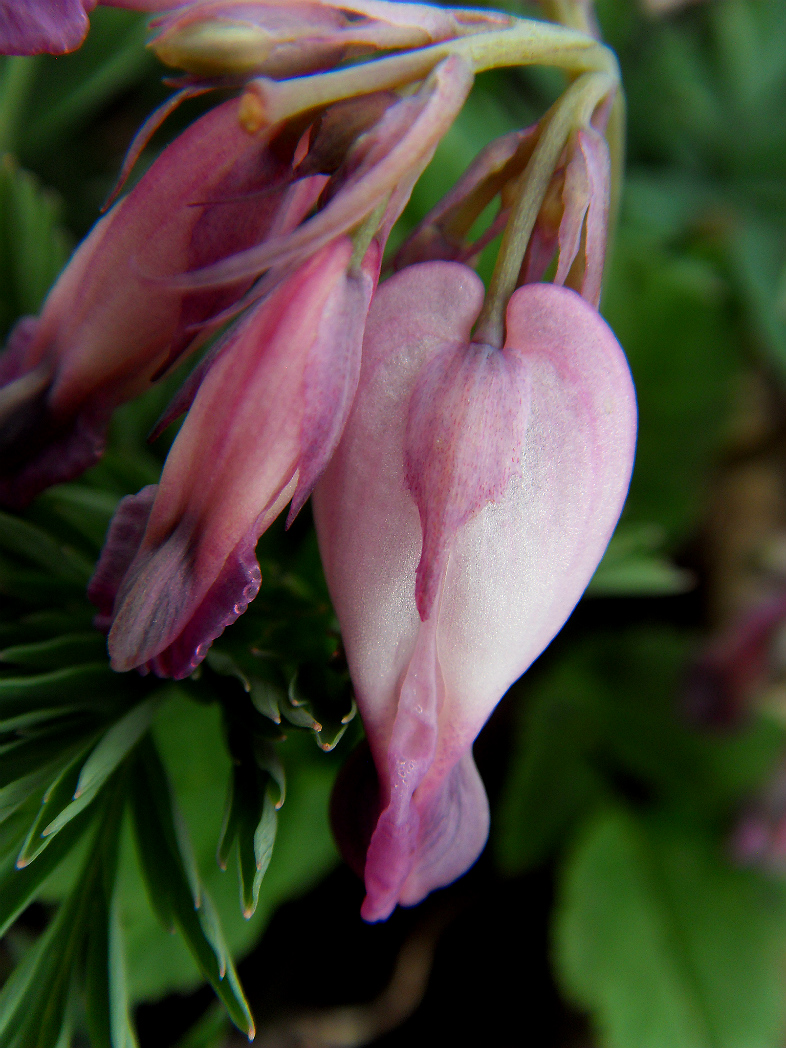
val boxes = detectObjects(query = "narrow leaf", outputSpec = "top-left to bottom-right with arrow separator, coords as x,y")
129,739 -> 254,1038
74,696 -> 161,802
0,510 -> 93,586
0,633 -> 108,670
0,802 -> 98,938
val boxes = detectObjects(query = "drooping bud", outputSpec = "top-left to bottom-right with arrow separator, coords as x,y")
90,236 -> 380,678
0,97 -> 314,507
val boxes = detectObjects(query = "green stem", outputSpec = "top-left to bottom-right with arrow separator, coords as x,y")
0,57 -> 39,156
473,70 -> 616,347
245,18 -> 619,128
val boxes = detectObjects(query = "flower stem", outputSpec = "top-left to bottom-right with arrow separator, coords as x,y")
473,70 -> 616,348
244,18 -> 619,129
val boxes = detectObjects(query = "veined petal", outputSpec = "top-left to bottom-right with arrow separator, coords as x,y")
405,338 -> 531,620
288,238 -> 380,522
314,262 -> 636,918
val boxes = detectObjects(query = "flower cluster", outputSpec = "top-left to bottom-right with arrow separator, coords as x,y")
0,0 -> 636,919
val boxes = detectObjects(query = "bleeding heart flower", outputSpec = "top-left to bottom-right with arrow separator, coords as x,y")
314,260 -> 636,920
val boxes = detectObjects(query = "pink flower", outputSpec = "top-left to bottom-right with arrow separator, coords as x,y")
89,235 -> 380,678
314,261 -> 636,920
0,96 -> 316,507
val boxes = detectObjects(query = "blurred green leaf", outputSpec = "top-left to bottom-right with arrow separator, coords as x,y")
495,664 -> 609,875
0,632 -> 107,670
19,8 -> 154,157
589,524 -> 694,597
0,509 -> 93,587
129,735 -> 255,1038
0,155 -> 70,335
555,809 -> 786,1048
604,228 -> 738,543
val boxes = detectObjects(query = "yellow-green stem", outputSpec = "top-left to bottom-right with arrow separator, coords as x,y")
246,18 -> 618,128
473,70 -> 616,347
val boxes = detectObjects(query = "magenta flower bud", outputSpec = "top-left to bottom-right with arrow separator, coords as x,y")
314,261 -> 636,920
89,235 -> 380,679
0,96 -> 313,507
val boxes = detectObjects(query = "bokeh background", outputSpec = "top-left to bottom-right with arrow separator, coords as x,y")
2,0 -> 786,1045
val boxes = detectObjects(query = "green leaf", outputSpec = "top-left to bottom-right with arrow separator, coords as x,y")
107,884 -> 140,1048
129,737 -> 255,1039
589,524 -> 694,597
0,663 -> 137,723
84,828 -> 138,1048
0,801 -> 98,938
248,677 -> 283,724
495,667 -> 609,875
19,8 -> 154,155
727,215 -> 786,376
0,905 -> 63,1046
0,761 -> 69,826
0,155 -> 70,333
0,721 -> 102,790
36,486 -> 119,550
17,740 -> 98,866
174,1005 -> 230,1048
554,809 -> 786,1048
0,510 -> 93,587
0,633 -> 108,670
0,783 -> 125,1048
602,227 -> 738,544
0,57 -> 39,156
74,695 -> 161,804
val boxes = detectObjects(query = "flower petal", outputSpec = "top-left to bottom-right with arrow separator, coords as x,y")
0,0 -> 94,56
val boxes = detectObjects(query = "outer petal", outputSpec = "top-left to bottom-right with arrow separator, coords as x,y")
554,127 -> 610,308
313,263 -> 636,919
0,0 -> 184,56
93,236 -> 372,678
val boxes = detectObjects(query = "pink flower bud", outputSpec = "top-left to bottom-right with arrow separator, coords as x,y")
149,0 -> 468,78
0,97 -> 313,507
89,235 -> 380,678
314,261 -> 636,920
